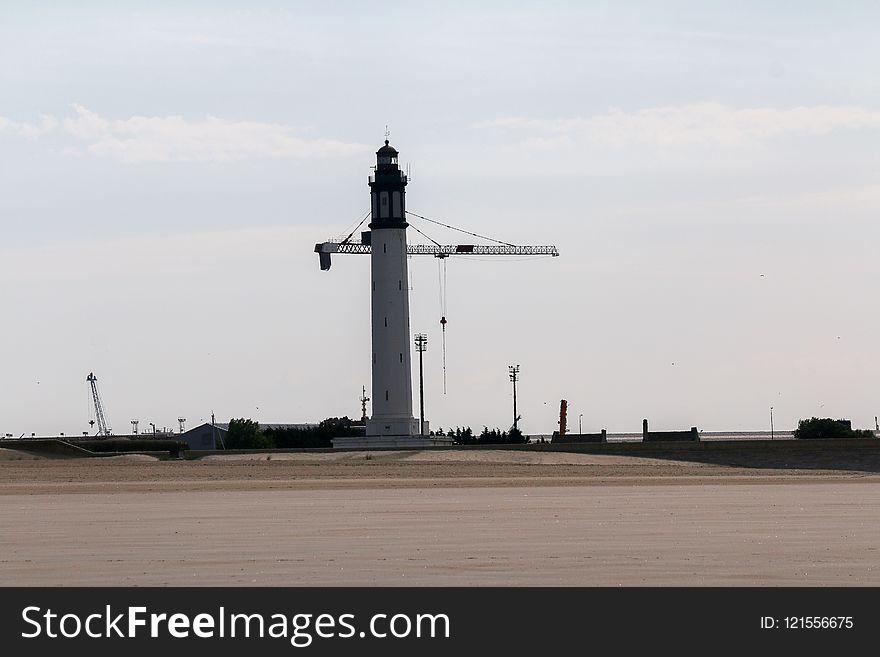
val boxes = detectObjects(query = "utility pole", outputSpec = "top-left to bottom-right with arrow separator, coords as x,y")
509,365 -> 520,431
414,334 -> 428,435
360,386 -> 370,423
579,413 -> 583,435
770,406 -> 774,441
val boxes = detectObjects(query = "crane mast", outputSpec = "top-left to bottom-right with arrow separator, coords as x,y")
86,372 -> 112,436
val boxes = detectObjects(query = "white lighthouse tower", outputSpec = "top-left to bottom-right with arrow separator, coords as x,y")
365,140 -> 421,439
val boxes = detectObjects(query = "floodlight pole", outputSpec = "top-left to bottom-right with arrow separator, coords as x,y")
509,365 -> 520,431
415,334 -> 428,435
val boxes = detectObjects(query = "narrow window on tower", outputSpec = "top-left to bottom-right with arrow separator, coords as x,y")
384,317 -> 387,327
398,280 -> 401,291
385,390 -> 389,401
399,353 -> 403,363
383,244 -> 387,253
372,281 -> 375,291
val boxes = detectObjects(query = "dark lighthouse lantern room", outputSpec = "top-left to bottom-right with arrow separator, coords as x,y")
368,140 -> 408,230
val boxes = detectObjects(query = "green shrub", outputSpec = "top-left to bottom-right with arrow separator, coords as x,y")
225,418 -> 270,449
793,417 -> 874,440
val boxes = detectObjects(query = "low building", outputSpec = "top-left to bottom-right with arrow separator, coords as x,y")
179,423 -> 228,450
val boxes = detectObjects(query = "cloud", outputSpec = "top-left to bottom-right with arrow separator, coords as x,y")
477,103 -> 880,148
0,105 -> 368,162
0,114 -> 60,138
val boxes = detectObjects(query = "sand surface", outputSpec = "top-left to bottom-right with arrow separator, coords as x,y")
1,449 -> 879,585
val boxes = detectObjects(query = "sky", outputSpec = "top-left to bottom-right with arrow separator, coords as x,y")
1,1 -> 879,436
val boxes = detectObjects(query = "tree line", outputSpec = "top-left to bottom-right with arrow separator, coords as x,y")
224,417 -> 362,449
431,426 -> 527,444
224,419 -> 529,449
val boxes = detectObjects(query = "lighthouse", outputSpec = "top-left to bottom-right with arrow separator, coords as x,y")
365,141 -> 420,438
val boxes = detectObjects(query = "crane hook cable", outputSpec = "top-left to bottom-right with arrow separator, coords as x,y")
405,210 -> 516,247
438,257 -> 448,394
409,215 -> 449,394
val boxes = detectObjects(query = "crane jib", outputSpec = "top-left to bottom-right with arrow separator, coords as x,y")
314,241 -> 559,270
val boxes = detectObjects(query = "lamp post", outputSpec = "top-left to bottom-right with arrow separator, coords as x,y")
579,413 -> 583,435
770,406 -> 774,441
414,334 -> 428,435
508,365 -> 520,431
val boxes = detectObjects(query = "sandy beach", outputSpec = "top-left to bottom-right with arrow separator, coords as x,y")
2,448 -> 879,585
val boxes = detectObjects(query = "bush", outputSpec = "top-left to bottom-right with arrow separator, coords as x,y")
225,418 -> 270,449
475,426 -> 529,445
793,417 -> 874,440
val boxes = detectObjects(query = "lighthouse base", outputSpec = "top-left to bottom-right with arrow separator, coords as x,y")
332,416 -> 451,448
331,435 -> 455,449
365,416 -> 421,437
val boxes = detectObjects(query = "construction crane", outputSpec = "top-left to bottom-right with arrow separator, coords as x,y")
315,211 -> 559,392
86,372 -> 112,436
315,232 -> 559,398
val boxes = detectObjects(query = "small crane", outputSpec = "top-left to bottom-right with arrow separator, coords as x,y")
86,372 -> 112,436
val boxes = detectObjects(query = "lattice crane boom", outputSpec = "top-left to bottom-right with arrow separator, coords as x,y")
86,372 -> 112,436
315,240 -> 559,270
